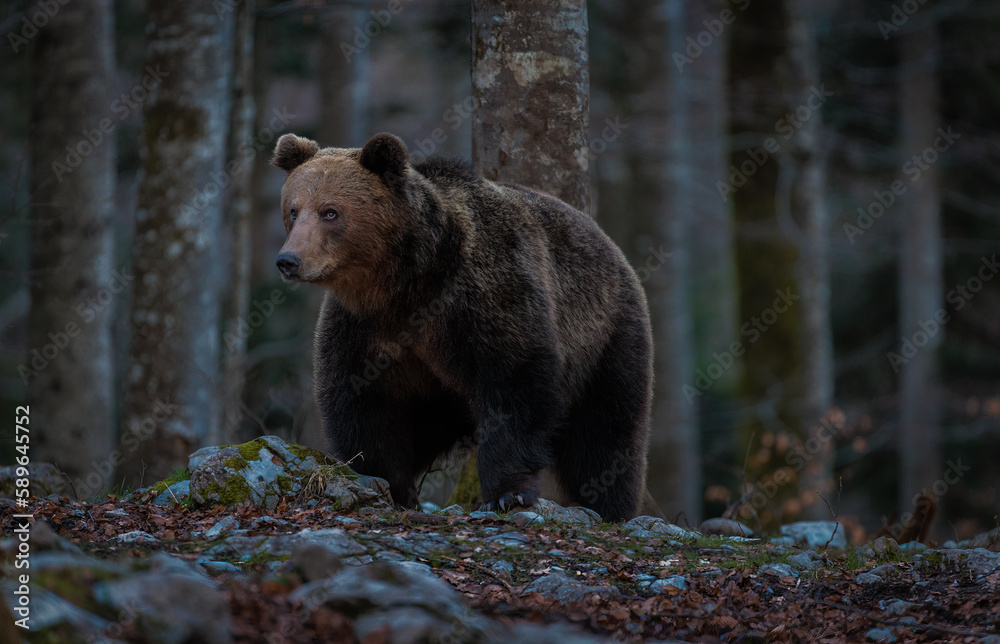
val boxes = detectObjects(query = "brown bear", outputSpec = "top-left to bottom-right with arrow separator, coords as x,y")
271,132 -> 652,521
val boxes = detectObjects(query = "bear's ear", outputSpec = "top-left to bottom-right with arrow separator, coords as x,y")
271,134 -> 320,172
360,133 -> 408,185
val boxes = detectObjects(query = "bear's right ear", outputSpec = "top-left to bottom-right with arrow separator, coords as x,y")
271,134 -> 320,172
360,133 -> 408,186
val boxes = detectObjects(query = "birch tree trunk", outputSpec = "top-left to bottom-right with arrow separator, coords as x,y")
319,6 -> 370,147
121,1 -> 234,485
897,24 -> 942,516
28,0 -> 116,490
219,0 -> 257,445
471,0 -> 590,212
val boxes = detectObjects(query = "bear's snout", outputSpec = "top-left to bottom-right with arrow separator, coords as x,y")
275,252 -> 301,279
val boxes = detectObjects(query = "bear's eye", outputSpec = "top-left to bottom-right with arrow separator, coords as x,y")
323,208 -> 338,221
289,208 -> 297,221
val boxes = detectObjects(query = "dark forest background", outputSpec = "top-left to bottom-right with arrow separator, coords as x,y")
1,0 -> 999,542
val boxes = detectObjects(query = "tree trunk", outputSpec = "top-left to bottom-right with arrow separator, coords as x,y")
121,1 -> 234,486
786,0 -> 835,521
219,0 -> 257,446
27,0 -> 116,492
471,0 -> 590,212
897,24 -> 942,519
319,6 -> 370,147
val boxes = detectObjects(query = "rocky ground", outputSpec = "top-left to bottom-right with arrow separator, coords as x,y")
2,436 -> 999,643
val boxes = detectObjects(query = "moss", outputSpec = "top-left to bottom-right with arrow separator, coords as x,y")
199,474 -> 255,507
144,468 -> 190,496
447,450 -> 482,509
236,438 -> 270,462
224,455 -> 250,471
286,443 -> 332,463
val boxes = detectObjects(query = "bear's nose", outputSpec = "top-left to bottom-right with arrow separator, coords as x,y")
276,252 -> 301,278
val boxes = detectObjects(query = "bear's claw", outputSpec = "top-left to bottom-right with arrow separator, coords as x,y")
481,489 -> 538,514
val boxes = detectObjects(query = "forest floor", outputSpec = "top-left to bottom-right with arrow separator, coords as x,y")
4,491 -> 1000,643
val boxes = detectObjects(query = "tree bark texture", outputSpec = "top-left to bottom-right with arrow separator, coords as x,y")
897,24 -> 942,514
219,0 -> 257,446
471,0 -> 590,213
121,0 -> 234,485
28,0 -> 116,489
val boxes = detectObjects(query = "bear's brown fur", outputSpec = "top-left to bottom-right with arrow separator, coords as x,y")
272,132 -> 652,521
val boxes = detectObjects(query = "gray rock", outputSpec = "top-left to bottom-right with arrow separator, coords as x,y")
290,562 -> 501,641
855,545 -> 876,560
204,516 -> 240,540
199,561 -> 242,574
759,563 -> 798,578
439,504 -> 465,516
855,572 -> 883,585
770,536 -> 796,547
420,501 -> 441,513
375,551 -> 406,562
187,445 -> 222,472
787,551 -> 822,570
110,530 -> 159,544
324,474 -> 393,512
508,511 -> 545,527
699,518 -> 754,537
523,572 -> 620,603
267,528 -> 366,557
469,510 -> 501,520
0,462 -> 70,499
205,535 -> 269,560
898,541 -> 927,553
780,521 -> 846,549
622,515 -> 663,532
916,548 -> 1000,577
152,480 -> 190,506
486,532 -> 531,548
529,499 -> 601,526
870,536 -> 900,557
94,568 -> 231,644
649,575 -> 687,592
2,580 -> 109,637
870,563 -> 901,578
966,528 -> 1000,549
622,516 -> 699,540
879,599 -> 917,616
334,516 -> 361,525
491,560 -> 514,576
281,543 -> 345,582
628,529 -> 665,540
866,627 -> 898,642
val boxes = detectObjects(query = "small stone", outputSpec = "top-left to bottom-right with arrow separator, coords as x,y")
855,545 -> 876,560
523,572 -> 620,603
879,599 -> 916,616
866,627 -> 897,642
870,536 -> 900,558
200,561 -> 242,574
486,532 -> 531,548
438,504 -> 465,516
649,575 -> 687,592
759,563 -> 798,578
490,560 -> 514,575
109,530 -> 158,544
788,551 -> 821,570
780,521 -> 846,549
855,572 -> 883,585
283,543 -> 344,582
699,518 -> 754,537
153,480 -> 191,506
334,516 -> 361,525
898,541 -> 927,553
508,511 -> 545,527
204,516 -> 240,540
469,510 -> 500,520
420,501 -> 441,513
870,563 -> 901,578
770,536 -> 796,547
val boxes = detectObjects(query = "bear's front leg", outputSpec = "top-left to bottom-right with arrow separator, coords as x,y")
472,370 -> 561,513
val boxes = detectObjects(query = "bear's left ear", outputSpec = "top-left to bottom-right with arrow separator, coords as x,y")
360,133 -> 408,185
271,134 -> 320,173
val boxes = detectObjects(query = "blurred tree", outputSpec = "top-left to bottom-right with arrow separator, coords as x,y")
787,0 -> 835,521
220,0 -> 258,445
319,5 -> 370,147
120,1 -> 234,485
471,0 -> 590,213
728,0 -> 835,525
897,22 -> 942,516
27,0 -> 116,486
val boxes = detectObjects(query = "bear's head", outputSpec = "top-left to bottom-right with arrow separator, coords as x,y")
271,132 -> 414,306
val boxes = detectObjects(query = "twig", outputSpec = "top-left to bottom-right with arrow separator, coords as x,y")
817,477 -> 842,551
